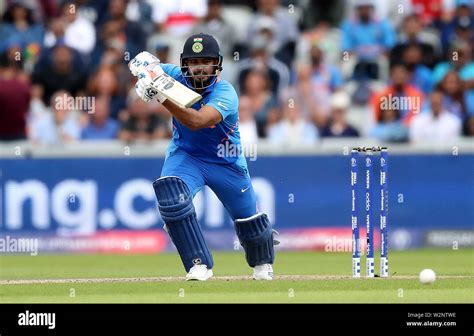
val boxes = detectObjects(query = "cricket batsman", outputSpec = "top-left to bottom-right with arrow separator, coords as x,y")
129,33 -> 278,281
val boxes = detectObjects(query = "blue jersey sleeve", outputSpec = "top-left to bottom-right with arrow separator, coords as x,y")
160,63 -> 183,80
206,81 -> 239,121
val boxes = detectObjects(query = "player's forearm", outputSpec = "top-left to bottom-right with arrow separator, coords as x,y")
162,100 -> 204,131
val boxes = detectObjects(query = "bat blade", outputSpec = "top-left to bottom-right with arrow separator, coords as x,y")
152,73 -> 202,108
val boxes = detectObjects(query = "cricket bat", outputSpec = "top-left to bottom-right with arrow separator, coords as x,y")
129,58 -> 202,108
149,72 -> 202,108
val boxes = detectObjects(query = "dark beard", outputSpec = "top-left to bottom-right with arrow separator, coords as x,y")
360,15 -> 370,24
393,84 -> 404,92
195,75 -> 211,86
311,58 -> 321,67
190,73 -> 214,88
405,63 -> 417,72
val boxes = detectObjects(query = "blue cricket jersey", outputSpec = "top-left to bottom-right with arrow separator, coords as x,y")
160,63 -> 246,166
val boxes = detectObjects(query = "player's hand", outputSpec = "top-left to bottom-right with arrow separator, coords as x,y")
128,51 -> 161,77
135,76 -> 167,103
130,52 -> 167,103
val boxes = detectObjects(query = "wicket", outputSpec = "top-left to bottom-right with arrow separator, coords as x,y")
351,146 -> 389,278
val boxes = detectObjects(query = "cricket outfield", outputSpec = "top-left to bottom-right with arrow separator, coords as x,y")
1,249 -> 472,303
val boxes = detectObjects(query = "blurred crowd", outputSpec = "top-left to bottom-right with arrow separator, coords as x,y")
0,0 -> 473,146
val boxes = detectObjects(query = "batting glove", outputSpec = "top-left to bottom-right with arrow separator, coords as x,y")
128,51 -> 161,76
130,51 -> 167,103
135,77 -> 166,103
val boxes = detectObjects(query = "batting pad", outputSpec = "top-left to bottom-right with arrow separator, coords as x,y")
153,176 -> 213,272
234,213 -> 275,267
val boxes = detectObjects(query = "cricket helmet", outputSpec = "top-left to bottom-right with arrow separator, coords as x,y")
180,33 -> 223,89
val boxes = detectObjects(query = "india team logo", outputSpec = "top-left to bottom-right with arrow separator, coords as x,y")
192,38 -> 203,53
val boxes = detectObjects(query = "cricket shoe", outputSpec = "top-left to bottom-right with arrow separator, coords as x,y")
185,264 -> 213,281
253,264 -> 274,280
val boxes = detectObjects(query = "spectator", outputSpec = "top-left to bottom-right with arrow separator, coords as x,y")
434,0 -> 473,57
118,93 -> 169,142
341,0 -> 395,80
87,66 -> 127,119
0,1 -> 44,72
356,0 -> 413,28
192,0 -> 236,58
432,41 -> 474,116
1,40 -> 24,73
463,115 -> 474,136
370,103 -> 408,143
148,0 -> 207,37
452,11 -> 474,47
123,0 -> 154,36
370,63 -> 424,126
240,69 -> 279,138
1,0 -> 471,149
320,92 -> 359,137
247,0 -> 299,67
29,90 -> 81,144
5,0 -> 59,23
268,97 -> 318,145
237,35 -> 290,99
296,43 -> 343,127
94,0 -> 146,65
401,43 -> 433,94
296,22 -> 342,71
43,1 -> 96,56
81,96 -> 119,140
237,96 -> 259,146
409,0 -> 445,24
0,50 -> 31,141
0,2 -> 44,48
153,41 -> 170,64
409,90 -> 462,143
32,44 -> 87,105
390,14 -> 441,68
75,0 -> 111,27
301,0 -> 345,28
146,33 -> 175,62
436,70 -> 469,120
99,46 -> 134,98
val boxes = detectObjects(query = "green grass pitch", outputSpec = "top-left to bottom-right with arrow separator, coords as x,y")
0,249 -> 473,303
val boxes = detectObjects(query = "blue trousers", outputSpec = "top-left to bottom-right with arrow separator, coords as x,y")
161,148 -> 257,220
